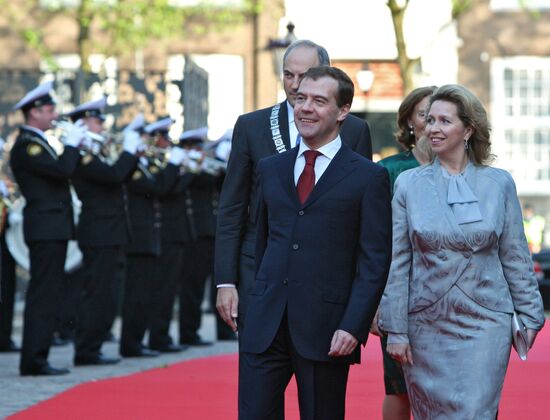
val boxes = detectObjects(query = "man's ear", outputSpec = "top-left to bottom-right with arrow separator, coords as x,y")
337,104 -> 351,123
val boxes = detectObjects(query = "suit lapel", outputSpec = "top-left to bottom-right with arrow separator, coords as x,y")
277,147 -> 301,206
303,145 -> 358,208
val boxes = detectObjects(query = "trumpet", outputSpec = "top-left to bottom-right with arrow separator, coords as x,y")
184,149 -> 227,176
52,119 -> 108,153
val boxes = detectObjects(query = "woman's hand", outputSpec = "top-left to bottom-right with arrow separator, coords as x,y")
387,343 -> 414,365
370,308 -> 382,336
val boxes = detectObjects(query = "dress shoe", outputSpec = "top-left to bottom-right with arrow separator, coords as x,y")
151,343 -> 189,353
180,337 -> 213,347
0,341 -> 21,352
21,365 -> 70,376
120,348 -> 160,358
74,355 -> 121,366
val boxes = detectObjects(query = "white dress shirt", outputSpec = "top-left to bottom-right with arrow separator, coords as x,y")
287,102 -> 300,148
294,135 -> 342,186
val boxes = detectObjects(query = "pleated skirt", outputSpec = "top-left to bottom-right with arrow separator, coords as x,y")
404,285 -> 512,420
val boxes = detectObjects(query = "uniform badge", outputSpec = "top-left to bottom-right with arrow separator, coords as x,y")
132,170 -> 143,180
149,165 -> 159,174
26,144 -> 43,156
82,154 -> 94,165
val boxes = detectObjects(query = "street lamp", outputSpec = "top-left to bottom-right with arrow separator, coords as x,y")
266,22 -> 297,78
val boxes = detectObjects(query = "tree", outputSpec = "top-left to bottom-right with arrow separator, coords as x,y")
0,0 -> 259,72
386,0 -> 474,94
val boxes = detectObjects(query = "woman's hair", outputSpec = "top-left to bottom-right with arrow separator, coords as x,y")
427,84 -> 494,165
395,86 -> 437,149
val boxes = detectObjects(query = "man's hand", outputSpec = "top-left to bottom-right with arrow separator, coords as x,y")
370,308 -> 382,337
216,287 -> 239,332
328,329 -> 358,357
387,343 -> 413,365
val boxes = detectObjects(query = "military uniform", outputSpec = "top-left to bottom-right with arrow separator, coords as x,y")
10,127 -> 80,374
179,170 -> 235,343
120,159 -> 179,356
149,170 -> 195,351
72,150 -> 138,363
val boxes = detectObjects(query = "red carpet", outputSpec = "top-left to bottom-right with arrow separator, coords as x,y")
10,327 -> 550,419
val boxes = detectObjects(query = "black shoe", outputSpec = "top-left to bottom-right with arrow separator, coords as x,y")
180,337 -> 213,347
120,348 -> 160,358
0,341 -> 21,352
74,355 -> 121,366
151,343 -> 189,353
21,365 -> 70,376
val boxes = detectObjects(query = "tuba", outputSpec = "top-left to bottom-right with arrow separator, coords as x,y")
5,189 -> 83,272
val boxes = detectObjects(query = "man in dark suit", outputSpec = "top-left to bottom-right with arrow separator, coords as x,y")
10,81 -> 86,375
219,67 -> 392,419
69,99 -> 142,365
215,40 -> 373,333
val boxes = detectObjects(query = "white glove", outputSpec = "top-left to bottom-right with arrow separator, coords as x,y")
64,120 -> 87,148
168,147 -> 186,166
0,180 -> 8,198
123,129 -> 142,154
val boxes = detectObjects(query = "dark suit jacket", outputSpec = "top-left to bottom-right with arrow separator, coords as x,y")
9,127 -> 80,243
240,144 -> 392,363
126,162 -> 179,255
215,101 -> 373,286
73,151 -> 138,247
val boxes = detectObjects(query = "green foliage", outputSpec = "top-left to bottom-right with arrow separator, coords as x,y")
6,0 -> 258,65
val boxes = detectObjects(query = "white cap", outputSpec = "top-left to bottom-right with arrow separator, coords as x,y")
65,97 -> 107,122
13,81 -> 56,111
125,113 -> 145,132
179,126 -> 208,143
144,117 -> 174,135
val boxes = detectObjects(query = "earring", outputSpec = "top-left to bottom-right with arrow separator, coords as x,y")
409,127 -> 414,135
464,138 -> 469,150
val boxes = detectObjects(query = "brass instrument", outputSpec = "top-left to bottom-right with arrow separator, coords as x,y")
52,120 -> 108,155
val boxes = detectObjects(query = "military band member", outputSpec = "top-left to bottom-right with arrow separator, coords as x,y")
178,128 -> 235,345
10,81 -> 86,376
148,122 -> 195,352
69,99 -> 142,366
119,117 -> 185,357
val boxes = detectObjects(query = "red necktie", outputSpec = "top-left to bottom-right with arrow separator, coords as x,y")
296,150 -> 321,204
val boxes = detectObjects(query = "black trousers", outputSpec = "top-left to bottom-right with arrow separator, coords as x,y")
75,245 -> 125,359
148,243 -> 184,349
20,240 -> 68,373
0,233 -> 16,348
239,313 -> 350,420
120,253 -> 158,354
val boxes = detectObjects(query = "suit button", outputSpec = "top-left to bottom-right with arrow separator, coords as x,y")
283,278 -> 288,285
298,210 -> 304,216
292,244 -> 299,250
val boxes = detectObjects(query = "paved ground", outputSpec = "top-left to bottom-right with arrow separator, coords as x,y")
0,305 -> 238,419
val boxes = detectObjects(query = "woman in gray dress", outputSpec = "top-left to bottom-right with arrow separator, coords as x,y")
379,84 -> 545,419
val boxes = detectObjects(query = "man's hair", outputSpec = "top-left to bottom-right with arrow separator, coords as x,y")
283,40 -> 330,67
301,66 -> 354,108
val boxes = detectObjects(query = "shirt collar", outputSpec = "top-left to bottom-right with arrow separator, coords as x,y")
21,124 -> 47,141
287,101 -> 294,124
298,135 -> 342,160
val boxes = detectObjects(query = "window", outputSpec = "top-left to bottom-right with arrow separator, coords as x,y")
491,57 -> 550,194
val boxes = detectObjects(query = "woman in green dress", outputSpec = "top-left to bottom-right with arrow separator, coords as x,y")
372,85 -> 436,420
